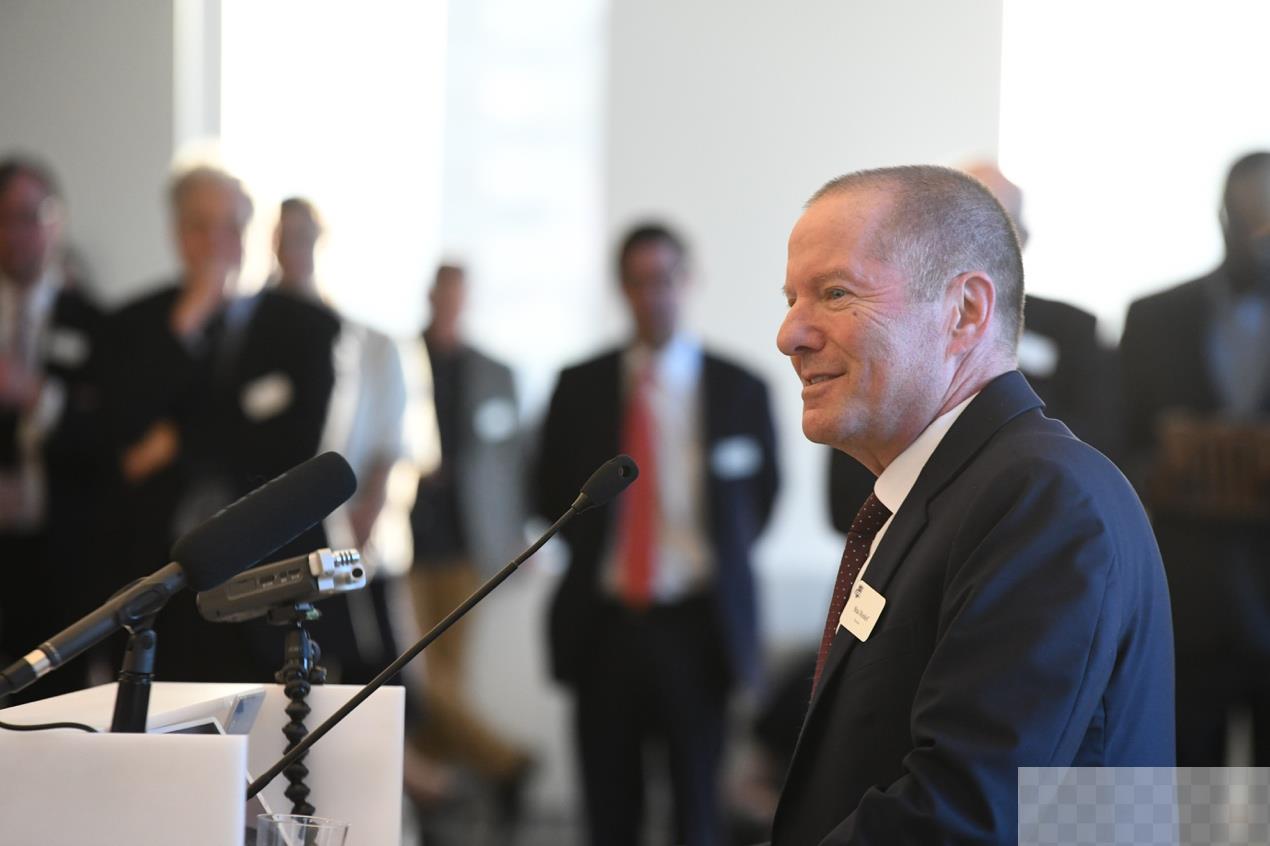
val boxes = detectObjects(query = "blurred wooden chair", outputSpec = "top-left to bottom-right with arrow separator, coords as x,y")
1149,414 -> 1270,522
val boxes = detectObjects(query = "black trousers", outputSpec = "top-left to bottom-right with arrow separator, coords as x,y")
575,594 -> 730,846
1159,522 -> 1270,765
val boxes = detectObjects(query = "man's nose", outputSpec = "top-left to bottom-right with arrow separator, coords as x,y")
777,301 -> 822,357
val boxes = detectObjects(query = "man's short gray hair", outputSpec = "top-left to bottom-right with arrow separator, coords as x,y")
167,164 -> 253,222
809,164 -> 1025,349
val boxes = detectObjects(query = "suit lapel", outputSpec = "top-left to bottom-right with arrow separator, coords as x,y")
600,349 -> 624,453
591,350 -> 625,539
803,500 -> 930,717
700,353 -> 726,500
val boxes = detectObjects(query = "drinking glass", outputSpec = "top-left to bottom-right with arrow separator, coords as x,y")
255,814 -> 349,846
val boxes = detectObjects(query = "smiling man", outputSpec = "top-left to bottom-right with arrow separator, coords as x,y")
770,166 -> 1174,844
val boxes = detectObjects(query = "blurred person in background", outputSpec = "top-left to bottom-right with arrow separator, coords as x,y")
408,262 -> 535,831
0,155 -> 106,704
1121,151 -> 1270,765
534,223 -> 780,846
962,161 -> 1119,454
271,197 -> 413,684
100,165 -> 343,684
271,197 -> 461,820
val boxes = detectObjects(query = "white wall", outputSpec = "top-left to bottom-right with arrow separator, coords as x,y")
0,0 -> 178,305
604,0 -> 1005,645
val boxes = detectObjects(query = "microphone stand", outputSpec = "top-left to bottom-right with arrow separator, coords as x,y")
247,505 -> 577,800
109,615 -> 158,733
268,602 -> 327,815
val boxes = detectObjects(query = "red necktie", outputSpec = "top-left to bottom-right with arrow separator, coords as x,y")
812,492 -> 892,694
616,363 -> 658,607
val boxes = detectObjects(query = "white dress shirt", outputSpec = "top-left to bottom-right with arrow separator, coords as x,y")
320,322 -> 411,575
1206,271 -> 1270,418
857,392 -> 978,585
0,268 -> 65,530
602,333 -> 714,602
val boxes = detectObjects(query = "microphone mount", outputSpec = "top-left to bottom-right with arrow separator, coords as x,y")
109,611 -> 160,734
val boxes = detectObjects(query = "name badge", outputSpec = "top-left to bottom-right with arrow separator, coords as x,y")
241,372 -> 294,422
45,328 -> 90,368
1017,330 -> 1059,379
839,580 -> 886,642
710,435 -> 762,480
473,397 -> 517,443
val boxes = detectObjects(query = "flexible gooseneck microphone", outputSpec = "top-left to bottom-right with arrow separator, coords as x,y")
0,452 -> 358,696
246,454 -> 639,800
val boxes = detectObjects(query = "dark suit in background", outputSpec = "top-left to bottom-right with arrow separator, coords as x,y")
41,288 -> 110,616
774,371 -> 1175,845
100,284 -> 212,586
101,285 -> 341,683
0,280 -> 106,704
535,345 -> 778,846
1121,271 -> 1270,764
412,339 -> 527,578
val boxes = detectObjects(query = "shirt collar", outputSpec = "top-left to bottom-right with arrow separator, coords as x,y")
224,287 -> 262,331
625,331 -> 702,390
0,265 -> 62,321
873,392 -> 978,516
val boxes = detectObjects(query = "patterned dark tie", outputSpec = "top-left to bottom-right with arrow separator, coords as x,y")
812,492 -> 892,695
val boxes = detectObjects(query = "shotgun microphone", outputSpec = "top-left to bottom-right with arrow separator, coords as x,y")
0,452 -> 357,696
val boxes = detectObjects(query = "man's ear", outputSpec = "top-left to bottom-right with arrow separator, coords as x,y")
946,271 -> 996,355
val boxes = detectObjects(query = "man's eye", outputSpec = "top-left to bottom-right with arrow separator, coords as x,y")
826,287 -> 847,300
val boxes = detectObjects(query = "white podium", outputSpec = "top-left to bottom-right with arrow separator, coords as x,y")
0,682 -> 404,846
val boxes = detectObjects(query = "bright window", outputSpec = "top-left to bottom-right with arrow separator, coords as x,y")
999,0 -> 1270,336
219,1 -> 448,336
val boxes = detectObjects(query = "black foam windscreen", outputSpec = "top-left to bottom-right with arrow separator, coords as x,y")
170,452 -> 358,592
575,454 -> 639,512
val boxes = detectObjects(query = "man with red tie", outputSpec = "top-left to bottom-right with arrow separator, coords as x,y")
534,222 -> 780,846
770,166 -> 1174,844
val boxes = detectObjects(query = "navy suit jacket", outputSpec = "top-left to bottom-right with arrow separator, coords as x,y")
534,346 -> 779,690
772,371 -> 1174,845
